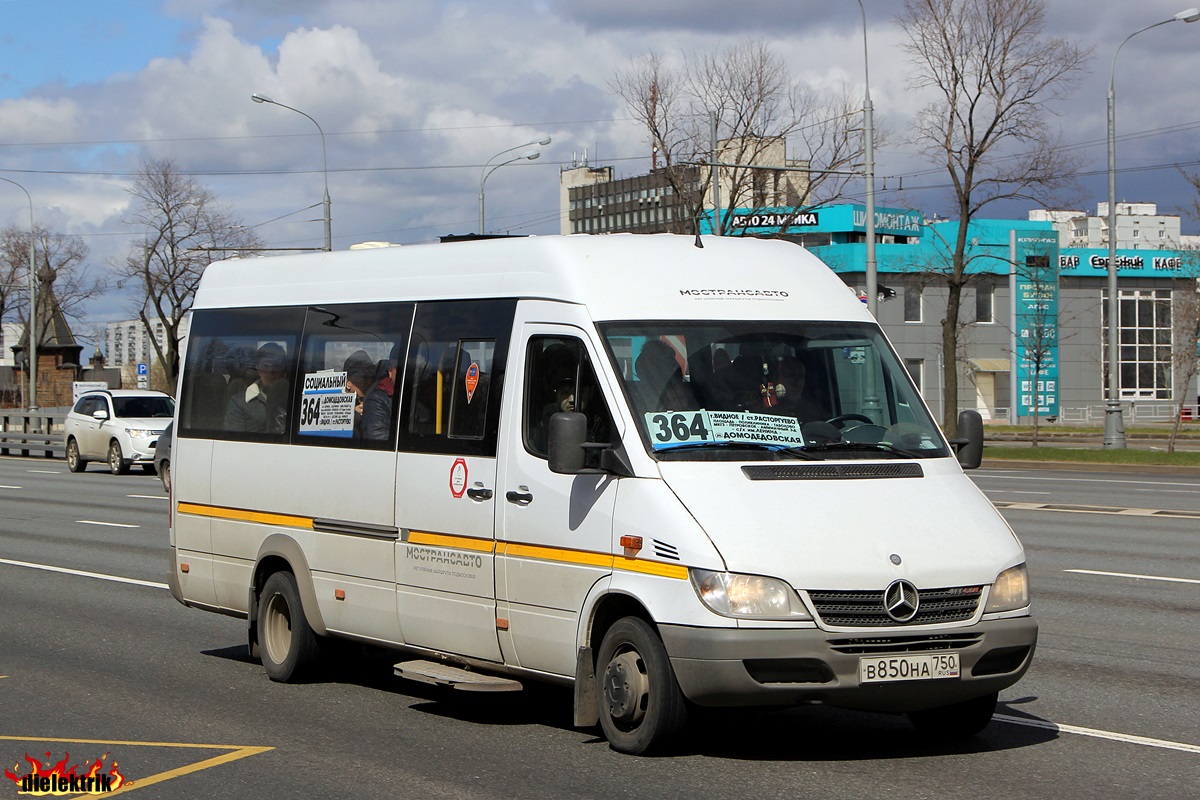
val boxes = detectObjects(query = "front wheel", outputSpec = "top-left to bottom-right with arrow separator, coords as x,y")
66,438 -> 87,473
257,571 -> 319,682
908,691 -> 998,741
107,440 -> 129,475
595,617 -> 688,755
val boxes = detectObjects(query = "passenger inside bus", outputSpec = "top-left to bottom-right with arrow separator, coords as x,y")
225,342 -> 290,434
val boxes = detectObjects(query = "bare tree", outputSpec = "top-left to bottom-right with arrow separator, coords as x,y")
898,0 -> 1089,436
611,39 -> 873,235
117,157 -> 263,389
0,224 -> 103,350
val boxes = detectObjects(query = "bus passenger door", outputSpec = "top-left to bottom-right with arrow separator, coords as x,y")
393,300 -> 515,663
495,325 -> 620,677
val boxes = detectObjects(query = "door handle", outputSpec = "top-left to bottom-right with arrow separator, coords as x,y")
466,487 -> 493,501
505,490 -> 533,506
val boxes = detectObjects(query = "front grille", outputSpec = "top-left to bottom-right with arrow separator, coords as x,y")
808,585 -> 981,627
828,632 -> 983,655
742,463 -> 924,481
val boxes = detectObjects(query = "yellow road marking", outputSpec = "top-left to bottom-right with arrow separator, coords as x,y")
0,735 -> 273,796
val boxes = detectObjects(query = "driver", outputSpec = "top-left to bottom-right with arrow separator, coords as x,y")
767,356 -> 825,422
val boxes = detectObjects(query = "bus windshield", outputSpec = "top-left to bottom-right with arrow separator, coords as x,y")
597,320 -> 950,460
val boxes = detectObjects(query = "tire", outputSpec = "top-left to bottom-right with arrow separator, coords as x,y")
257,571 -> 319,682
595,616 -> 688,755
107,440 -> 129,475
908,691 -> 998,741
159,461 -> 170,492
66,438 -> 88,473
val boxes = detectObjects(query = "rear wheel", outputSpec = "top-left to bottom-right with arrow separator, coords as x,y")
257,571 -> 319,682
66,438 -> 87,473
595,616 -> 688,755
159,461 -> 170,492
107,440 -> 129,475
908,691 -> 998,741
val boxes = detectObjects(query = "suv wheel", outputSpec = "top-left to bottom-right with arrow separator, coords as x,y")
66,438 -> 88,473
108,440 -> 130,475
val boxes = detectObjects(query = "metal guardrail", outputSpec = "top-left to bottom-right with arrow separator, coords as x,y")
1055,403 -> 1199,425
0,410 -> 67,458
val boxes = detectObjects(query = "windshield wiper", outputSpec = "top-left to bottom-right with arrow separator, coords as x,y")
801,440 -> 924,459
654,441 -> 819,460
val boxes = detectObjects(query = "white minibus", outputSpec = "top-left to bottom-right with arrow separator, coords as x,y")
169,234 -> 1036,754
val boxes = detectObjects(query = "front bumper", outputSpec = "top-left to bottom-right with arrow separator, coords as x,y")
660,615 -> 1037,712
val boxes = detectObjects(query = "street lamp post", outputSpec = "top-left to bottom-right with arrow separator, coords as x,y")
856,0 -> 877,318
1104,8 -> 1200,448
251,93 -> 332,251
479,137 -> 551,234
1,176 -> 37,409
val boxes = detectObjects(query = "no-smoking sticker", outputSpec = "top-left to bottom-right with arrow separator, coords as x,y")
449,458 -> 468,498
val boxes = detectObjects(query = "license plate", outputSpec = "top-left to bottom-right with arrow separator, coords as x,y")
859,653 -> 960,683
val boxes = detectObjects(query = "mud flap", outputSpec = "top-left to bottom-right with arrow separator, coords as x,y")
573,646 -> 598,727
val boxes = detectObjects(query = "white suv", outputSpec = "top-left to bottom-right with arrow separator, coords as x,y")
64,389 -> 175,475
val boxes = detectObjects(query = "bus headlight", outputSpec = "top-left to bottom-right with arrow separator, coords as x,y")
690,569 -> 812,620
984,563 -> 1030,613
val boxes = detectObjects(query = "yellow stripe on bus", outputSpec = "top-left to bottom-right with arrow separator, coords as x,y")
615,556 -> 689,580
500,541 -> 614,569
408,531 -> 496,553
175,504 -> 686,579
176,502 -> 313,530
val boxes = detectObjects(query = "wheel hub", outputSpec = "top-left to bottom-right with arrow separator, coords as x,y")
603,651 -> 648,725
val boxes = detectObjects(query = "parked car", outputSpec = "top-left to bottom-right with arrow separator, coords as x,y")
154,421 -> 173,491
64,389 -> 175,475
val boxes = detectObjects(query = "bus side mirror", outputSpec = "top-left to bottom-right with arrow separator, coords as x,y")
955,409 -> 984,470
548,412 -> 587,474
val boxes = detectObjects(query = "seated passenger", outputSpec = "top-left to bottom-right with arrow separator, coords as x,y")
225,342 -> 290,433
343,350 -> 377,439
634,339 -> 697,412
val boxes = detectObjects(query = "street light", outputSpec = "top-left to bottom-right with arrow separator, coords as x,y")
0,176 -> 37,409
1104,7 -> 1200,448
251,92 -> 332,251
479,137 -> 551,234
856,0 -> 878,318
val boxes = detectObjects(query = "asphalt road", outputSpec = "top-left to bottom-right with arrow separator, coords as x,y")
0,457 -> 1196,798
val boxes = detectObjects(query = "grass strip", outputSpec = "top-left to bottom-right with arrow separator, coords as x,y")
983,445 -> 1200,466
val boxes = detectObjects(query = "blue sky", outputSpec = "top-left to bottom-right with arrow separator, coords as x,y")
0,1 -> 192,97
2,0 -> 1200,346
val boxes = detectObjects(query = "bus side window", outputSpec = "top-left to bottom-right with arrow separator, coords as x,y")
293,302 -> 414,449
179,306 -> 305,443
397,299 -> 516,458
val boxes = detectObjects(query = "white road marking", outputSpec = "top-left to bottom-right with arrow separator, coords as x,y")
1065,568 -> 1200,585
0,484 -> 21,489
0,557 -> 167,589
27,470 -> 60,474
127,494 -> 168,501
994,714 -> 1200,755
78,520 -> 140,529
0,555 -> 1194,757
